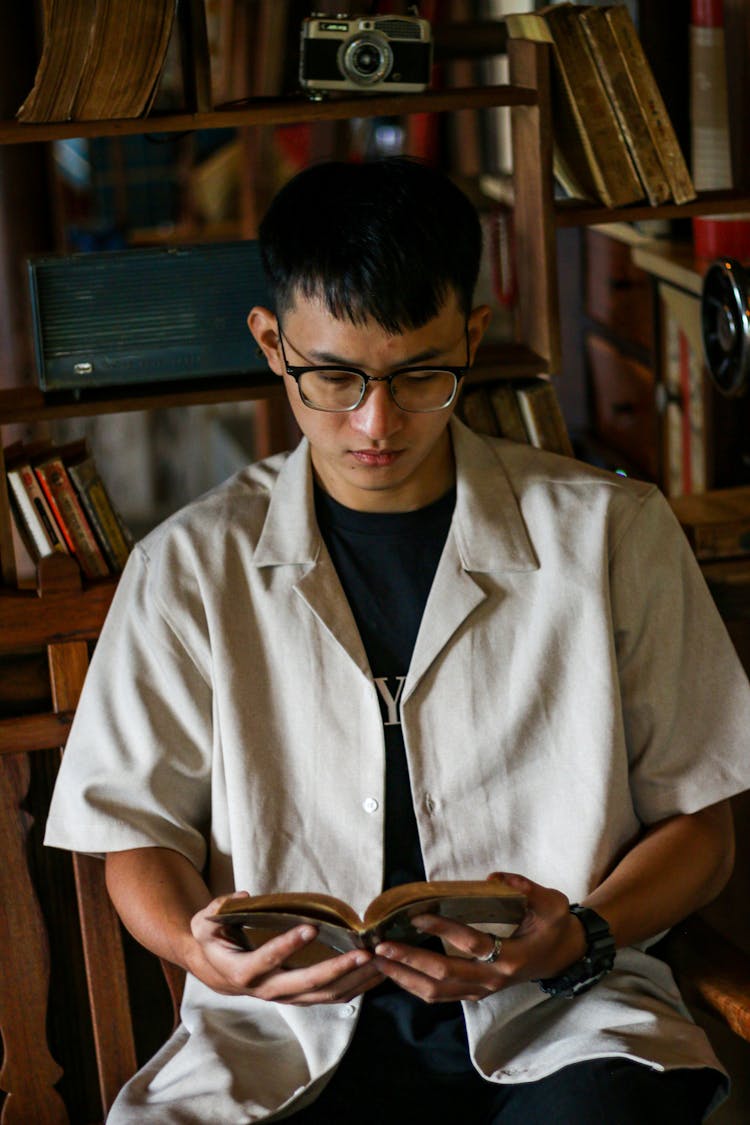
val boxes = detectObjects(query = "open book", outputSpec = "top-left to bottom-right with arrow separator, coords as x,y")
212,879 -> 527,966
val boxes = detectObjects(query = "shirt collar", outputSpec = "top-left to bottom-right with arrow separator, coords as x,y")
254,416 -> 538,573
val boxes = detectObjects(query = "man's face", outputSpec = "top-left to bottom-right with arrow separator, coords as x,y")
249,291 -> 489,512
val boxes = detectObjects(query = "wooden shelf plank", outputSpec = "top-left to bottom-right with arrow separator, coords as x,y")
0,377 -> 284,424
0,710 -> 75,756
555,189 -> 750,229
0,85 -> 537,146
0,579 -> 116,651
0,344 -> 547,425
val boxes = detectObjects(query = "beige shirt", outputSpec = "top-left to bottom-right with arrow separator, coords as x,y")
46,419 -> 750,1123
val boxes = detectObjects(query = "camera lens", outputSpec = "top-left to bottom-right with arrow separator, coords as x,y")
352,43 -> 381,75
339,32 -> 393,85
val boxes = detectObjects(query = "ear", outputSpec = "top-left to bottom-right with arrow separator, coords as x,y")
467,304 -> 492,364
247,306 -> 283,377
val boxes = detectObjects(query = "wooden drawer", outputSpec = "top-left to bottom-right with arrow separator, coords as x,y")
587,333 -> 659,478
585,230 -> 654,352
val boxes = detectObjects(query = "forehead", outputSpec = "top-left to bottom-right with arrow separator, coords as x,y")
281,290 -> 464,352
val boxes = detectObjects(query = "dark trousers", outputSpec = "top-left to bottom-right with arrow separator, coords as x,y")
291,1051 -> 721,1125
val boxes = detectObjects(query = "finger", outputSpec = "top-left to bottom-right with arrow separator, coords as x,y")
372,948 -> 497,1003
252,947 -> 376,1002
191,892 -> 257,942
261,959 -> 383,1005
409,913 -> 501,959
374,940 -> 495,985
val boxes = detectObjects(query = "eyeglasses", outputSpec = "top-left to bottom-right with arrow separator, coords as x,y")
276,319 -> 470,413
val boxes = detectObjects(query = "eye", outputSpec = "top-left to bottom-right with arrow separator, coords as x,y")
398,370 -> 446,384
313,370 -> 361,387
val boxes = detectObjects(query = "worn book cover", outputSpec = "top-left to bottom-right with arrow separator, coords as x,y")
213,879 -> 527,968
6,459 -> 69,563
68,455 -> 132,573
514,377 -> 575,457
459,386 -> 501,437
504,11 -> 598,202
579,6 -> 672,206
489,381 -> 529,444
604,4 -> 696,204
538,3 -> 643,208
34,454 -> 110,579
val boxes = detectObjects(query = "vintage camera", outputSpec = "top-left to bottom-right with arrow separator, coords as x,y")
299,13 -> 433,95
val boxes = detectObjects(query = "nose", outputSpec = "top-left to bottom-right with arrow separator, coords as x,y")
349,379 -> 403,442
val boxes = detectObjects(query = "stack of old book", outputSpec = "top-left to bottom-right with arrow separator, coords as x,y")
17,0 -> 178,122
505,3 -> 696,209
4,439 -> 132,580
458,376 -> 574,458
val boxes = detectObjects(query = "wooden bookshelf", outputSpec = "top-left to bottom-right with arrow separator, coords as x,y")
0,342 -> 548,428
555,188 -> 750,229
0,85 -> 536,146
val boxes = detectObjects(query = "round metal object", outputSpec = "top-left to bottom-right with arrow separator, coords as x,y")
701,257 -> 750,397
338,32 -> 393,85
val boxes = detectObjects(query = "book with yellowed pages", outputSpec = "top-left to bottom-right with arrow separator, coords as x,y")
212,879 -> 527,967
17,0 -> 176,123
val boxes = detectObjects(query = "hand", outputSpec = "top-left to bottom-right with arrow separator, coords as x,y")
372,873 -> 588,1003
187,894 -> 384,1005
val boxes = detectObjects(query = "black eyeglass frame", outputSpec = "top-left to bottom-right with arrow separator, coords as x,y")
276,319 -> 471,413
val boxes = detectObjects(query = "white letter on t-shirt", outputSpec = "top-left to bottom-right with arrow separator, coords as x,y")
374,676 -> 406,726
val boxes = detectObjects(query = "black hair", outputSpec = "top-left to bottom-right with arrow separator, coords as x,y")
258,157 -> 482,334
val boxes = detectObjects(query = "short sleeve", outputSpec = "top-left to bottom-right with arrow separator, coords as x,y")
611,488 -> 750,823
45,544 -> 213,871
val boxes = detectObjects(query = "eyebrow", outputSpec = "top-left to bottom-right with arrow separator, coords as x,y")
306,344 -> 448,367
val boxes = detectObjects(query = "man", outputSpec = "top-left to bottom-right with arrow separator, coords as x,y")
46,159 -> 750,1123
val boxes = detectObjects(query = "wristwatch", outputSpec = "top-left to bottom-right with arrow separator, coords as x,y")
534,904 -> 616,999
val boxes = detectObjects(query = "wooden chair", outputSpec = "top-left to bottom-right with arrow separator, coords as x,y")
0,555 -> 182,1124
1,550 -> 748,1123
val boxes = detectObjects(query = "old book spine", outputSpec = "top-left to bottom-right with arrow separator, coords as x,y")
514,378 -> 574,457
579,7 -> 671,206
72,0 -> 176,121
16,0 -> 96,123
488,381 -> 529,443
459,386 -> 501,436
6,464 -> 66,560
539,3 -> 643,207
34,457 -> 110,579
605,4 -> 696,204
68,457 -> 131,572
504,12 -> 600,203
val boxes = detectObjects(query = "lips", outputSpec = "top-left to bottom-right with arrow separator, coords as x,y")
350,449 -> 403,467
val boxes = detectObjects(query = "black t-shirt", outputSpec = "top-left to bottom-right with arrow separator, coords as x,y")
315,483 -> 473,1077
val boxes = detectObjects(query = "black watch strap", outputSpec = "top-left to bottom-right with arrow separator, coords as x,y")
534,904 -> 616,999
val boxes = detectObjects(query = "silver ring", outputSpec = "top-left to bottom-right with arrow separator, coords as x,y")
475,935 -> 503,964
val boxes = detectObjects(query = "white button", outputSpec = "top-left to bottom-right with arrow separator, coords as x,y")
362,797 -> 379,813
338,1003 -> 357,1018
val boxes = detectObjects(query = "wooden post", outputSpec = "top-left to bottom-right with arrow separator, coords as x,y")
48,633 -> 139,1116
509,38 -> 561,373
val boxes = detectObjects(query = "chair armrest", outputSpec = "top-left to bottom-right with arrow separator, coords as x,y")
663,915 -> 750,1041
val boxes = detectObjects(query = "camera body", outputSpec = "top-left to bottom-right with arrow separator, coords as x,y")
299,14 -> 433,95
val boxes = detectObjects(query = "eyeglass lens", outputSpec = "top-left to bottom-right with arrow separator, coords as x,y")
299,368 -> 457,413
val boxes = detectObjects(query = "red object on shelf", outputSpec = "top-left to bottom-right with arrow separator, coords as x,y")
693,216 -> 750,261
691,0 -> 723,28
691,0 -> 750,260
